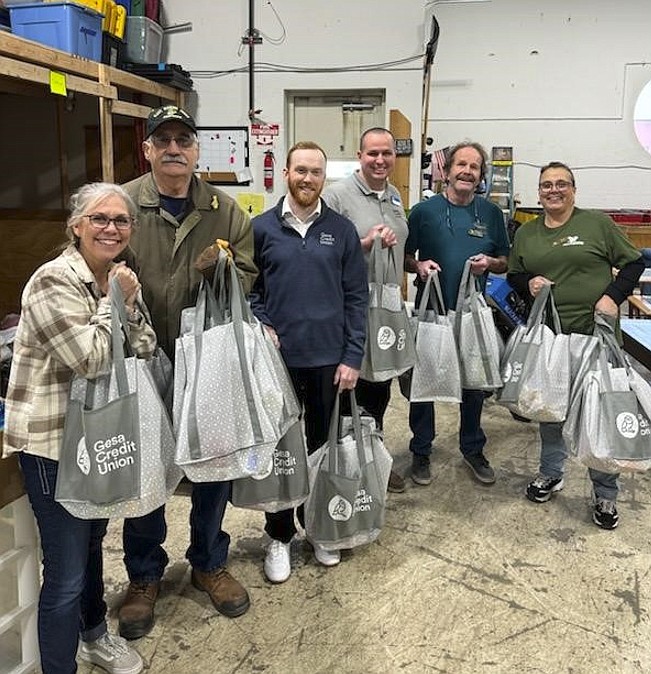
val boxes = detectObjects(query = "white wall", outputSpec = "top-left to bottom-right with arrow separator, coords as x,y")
423,0 -> 651,209
162,0 -> 426,208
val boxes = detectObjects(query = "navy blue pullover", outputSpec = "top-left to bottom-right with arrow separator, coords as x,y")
250,199 -> 368,369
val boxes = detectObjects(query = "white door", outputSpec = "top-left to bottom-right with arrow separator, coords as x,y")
286,90 -> 385,180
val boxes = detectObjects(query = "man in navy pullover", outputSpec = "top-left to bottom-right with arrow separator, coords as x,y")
250,141 -> 368,583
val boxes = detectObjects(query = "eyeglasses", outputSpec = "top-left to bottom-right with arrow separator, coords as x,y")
84,214 -> 135,230
539,180 -> 573,192
150,134 -> 196,149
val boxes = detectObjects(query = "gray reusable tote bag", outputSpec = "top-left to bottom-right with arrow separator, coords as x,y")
360,237 -> 416,382
173,254 -> 282,482
576,319 -> 651,473
231,419 -> 309,512
57,378 -> 141,508
496,284 -> 571,422
55,280 -> 140,513
304,393 -> 393,551
410,270 -> 462,403
452,259 -> 502,391
55,278 -> 180,519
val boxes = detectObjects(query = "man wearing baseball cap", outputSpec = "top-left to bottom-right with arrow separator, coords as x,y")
117,105 -> 258,639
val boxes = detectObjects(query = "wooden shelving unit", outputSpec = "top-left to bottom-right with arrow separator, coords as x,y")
0,30 -> 184,182
486,146 -> 514,223
0,29 -> 187,521
0,33 -> 188,671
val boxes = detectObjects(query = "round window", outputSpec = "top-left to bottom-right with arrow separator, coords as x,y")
634,80 -> 651,155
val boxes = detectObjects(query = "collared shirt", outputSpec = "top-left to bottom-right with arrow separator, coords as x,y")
281,196 -> 322,238
322,171 -> 409,275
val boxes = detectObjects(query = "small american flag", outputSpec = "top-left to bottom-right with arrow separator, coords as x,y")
432,147 -> 448,181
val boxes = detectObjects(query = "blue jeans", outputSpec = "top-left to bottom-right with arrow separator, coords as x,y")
408,389 -> 487,458
539,422 -> 618,501
123,481 -> 231,581
19,453 -> 108,674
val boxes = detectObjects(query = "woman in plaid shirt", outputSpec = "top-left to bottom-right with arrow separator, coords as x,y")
4,183 -> 155,674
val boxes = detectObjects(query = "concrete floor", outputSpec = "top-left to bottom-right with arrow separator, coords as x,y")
82,384 -> 651,674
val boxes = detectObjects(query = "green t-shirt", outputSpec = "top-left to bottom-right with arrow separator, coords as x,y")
509,207 -> 641,334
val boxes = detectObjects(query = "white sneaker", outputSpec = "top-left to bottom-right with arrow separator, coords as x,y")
264,539 -> 292,583
313,543 -> 341,567
79,633 -> 143,674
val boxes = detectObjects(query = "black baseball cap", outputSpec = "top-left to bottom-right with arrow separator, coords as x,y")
146,105 -> 197,138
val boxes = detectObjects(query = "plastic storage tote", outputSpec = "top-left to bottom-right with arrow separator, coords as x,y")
124,14 -> 162,63
9,2 -> 103,61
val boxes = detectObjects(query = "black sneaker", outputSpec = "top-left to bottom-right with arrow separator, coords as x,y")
592,496 -> 619,530
463,454 -> 496,484
525,474 -> 564,503
387,469 -> 406,493
411,454 -> 432,486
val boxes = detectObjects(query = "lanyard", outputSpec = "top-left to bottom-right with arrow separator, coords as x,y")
444,194 -> 485,237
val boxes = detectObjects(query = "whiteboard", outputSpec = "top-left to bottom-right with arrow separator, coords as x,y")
196,127 -> 249,174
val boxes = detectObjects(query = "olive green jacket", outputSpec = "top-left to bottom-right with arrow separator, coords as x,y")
123,173 -> 257,357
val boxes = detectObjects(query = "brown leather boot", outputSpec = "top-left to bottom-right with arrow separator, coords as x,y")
118,581 -> 160,640
191,568 -> 250,618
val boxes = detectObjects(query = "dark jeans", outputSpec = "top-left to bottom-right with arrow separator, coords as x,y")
19,453 -> 108,674
409,389 -> 487,458
123,480 -> 231,581
265,364 -> 338,543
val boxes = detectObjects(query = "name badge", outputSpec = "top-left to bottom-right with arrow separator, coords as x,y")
467,226 -> 486,238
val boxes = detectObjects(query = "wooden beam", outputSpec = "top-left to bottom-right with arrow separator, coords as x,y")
389,109 -> 411,209
55,98 -> 70,208
0,31 -> 99,79
0,55 -> 115,98
0,455 -> 25,510
111,99 -> 155,120
98,65 -> 114,182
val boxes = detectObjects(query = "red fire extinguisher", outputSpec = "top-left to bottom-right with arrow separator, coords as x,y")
263,150 -> 275,192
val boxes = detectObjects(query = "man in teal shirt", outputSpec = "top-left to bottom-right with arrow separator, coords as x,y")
404,141 -> 510,486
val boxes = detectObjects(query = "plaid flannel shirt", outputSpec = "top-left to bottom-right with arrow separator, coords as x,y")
3,245 -> 156,460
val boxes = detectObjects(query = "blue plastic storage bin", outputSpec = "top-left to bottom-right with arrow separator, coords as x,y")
9,2 -> 103,61
485,275 -> 527,327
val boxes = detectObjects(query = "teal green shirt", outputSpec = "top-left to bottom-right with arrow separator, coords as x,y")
406,194 -> 510,309
509,208 -> 641,334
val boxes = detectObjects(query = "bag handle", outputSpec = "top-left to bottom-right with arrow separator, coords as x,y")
524,283 -> 562,335
108,277 -> 132,398
185,254 -> 265,461
592,314 -> 632,393
453,259 -> 475,314
327,390 -> 366,473
453,260 -> 497,385
369,236 -> 400,314
417,270 -> 446,318
594,313 -> 628,369
369,235 -> 400,286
